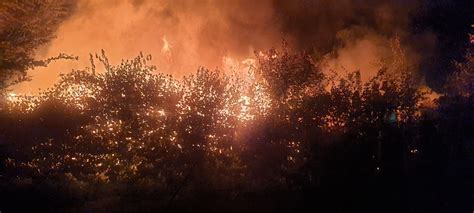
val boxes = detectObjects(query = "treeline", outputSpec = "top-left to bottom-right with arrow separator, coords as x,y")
0,48 -> 472,212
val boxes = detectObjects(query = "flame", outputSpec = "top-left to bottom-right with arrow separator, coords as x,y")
161,36 -> 172,58
5,92 -> 39,111
237,95 -> 253,121
241,58 -> 256,67
157,109 -> 166,117
418,85 -> 441,109
7,92 -> 17,102
222,56 -> 239,70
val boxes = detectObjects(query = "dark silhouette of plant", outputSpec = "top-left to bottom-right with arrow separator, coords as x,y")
0,46 -> 472,212
0,0 -> 77,89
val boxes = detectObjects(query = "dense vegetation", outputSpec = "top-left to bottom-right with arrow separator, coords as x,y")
0,1 -> 473,212
0,0 -> 77,90
0,45 -> 472,212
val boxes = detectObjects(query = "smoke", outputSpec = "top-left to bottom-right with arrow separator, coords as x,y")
14,0 -> 435,93
272,0 -> 430,81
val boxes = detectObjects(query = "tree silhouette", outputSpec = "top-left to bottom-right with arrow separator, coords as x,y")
1,46 -> 472,212
0,0 -> 77,89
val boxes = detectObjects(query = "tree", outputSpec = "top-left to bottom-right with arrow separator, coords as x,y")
0,0 -> 77,89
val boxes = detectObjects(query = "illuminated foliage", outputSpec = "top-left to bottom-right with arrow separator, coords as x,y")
0,49 -> 443,211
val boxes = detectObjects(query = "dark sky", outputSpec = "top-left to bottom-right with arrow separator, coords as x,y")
411,0 -> 473,90
273,0 -> 473,90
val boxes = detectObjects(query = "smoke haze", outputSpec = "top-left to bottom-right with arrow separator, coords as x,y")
14,0 -> 436,93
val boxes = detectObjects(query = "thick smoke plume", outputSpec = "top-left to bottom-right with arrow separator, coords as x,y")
15,0 -> 435,93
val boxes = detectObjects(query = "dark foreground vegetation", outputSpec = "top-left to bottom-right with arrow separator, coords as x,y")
0,1 -> 473,212
0,45 -> 473,212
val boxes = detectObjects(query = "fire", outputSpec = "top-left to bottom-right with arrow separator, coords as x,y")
157,109 -> 166,117
237,95 -> 252,121
7,92 -> 18,102
222,56 -> 239,70
161,36 -> 172,58
5,92 -> 39,111
418,85 -> 441,109
241,58 -> 256,68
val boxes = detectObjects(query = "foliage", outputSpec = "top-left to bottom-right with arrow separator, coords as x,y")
0,0 -> 77,89
0,47 -> 472,212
